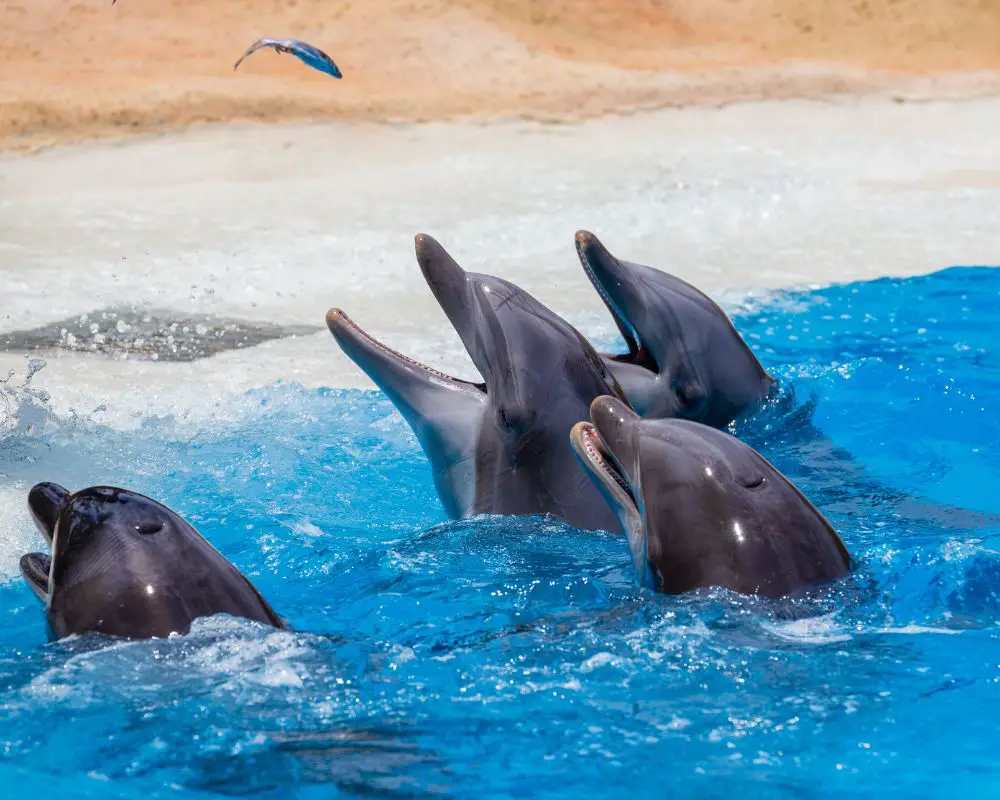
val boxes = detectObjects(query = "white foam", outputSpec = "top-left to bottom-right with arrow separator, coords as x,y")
876,625 -> 964,636
762,613 -> 854,644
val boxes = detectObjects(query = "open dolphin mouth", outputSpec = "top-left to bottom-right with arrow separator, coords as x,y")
571,402 -> 656,588
325,308 -> 485,396
570,421 -> 638,513
19,553 -> 51,602
19,482 -> 71,604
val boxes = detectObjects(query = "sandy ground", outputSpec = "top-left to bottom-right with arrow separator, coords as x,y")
3,0 -> 1000,150
1,96 -> 999,428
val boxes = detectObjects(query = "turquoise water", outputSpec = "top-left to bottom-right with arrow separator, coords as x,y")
1,267 -> 999,798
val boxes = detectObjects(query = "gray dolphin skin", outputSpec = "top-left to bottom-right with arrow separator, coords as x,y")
574,230 -> 775,428
19,483 -> 285,640
326,233 -> 632,535
571,396 -> 852,598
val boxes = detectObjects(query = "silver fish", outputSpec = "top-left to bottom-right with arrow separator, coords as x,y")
233,37 -> 343,79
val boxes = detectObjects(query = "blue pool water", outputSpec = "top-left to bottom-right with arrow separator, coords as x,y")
1,267 -> 999,798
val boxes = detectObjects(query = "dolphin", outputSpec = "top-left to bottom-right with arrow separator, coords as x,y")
574,230 -> 776,428
573,230 -> 1000,532
326,234 -> 632,534
19,482 -> 286,640
570,396 -> 853,598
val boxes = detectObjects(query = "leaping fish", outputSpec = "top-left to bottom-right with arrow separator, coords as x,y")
233,38 -> 343,79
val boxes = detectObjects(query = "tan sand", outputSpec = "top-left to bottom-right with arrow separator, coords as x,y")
2,0 -> 1000,151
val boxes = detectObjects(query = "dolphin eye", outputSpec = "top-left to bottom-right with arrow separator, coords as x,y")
133,520 -> 164,535
672,380 -> 707,418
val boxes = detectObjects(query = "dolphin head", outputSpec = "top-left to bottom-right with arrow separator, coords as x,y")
415,234 -> 628,439
574,231 -> 775,428
572,396 -> 852,597
20,483 -> 284,639
328,234 -> 629,531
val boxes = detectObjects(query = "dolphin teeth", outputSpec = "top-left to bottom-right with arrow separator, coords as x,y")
581,425 -> 634,502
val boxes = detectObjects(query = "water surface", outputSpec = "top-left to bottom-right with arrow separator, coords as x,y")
0,267 -> 998,797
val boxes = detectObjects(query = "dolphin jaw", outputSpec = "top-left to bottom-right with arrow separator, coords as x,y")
570,422 -> 638,513
570,421 -> 655,588
21,482 -> 70,605
326,308 -> 485,395
19,552 -> 51,604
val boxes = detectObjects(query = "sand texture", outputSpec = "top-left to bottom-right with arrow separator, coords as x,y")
2,0 -> 1000,150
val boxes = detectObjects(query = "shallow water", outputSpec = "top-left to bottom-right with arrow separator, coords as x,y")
1,266 -> 999,797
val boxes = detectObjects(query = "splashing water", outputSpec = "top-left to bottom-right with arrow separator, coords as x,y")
0,358 -> 56,442
0,267 -> 998,797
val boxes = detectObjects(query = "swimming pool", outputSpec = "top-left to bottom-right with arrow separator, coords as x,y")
0,266 -> 998,797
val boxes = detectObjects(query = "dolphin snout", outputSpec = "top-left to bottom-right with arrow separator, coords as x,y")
589,396 -> 640,476
325,307 -> 348,333
574,230 -> 599,251
413,232 -> 440,260
27,482 -> 69,546
574,230 -> 618,275
414,233 -> 467,292
589,395 -> 638,439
